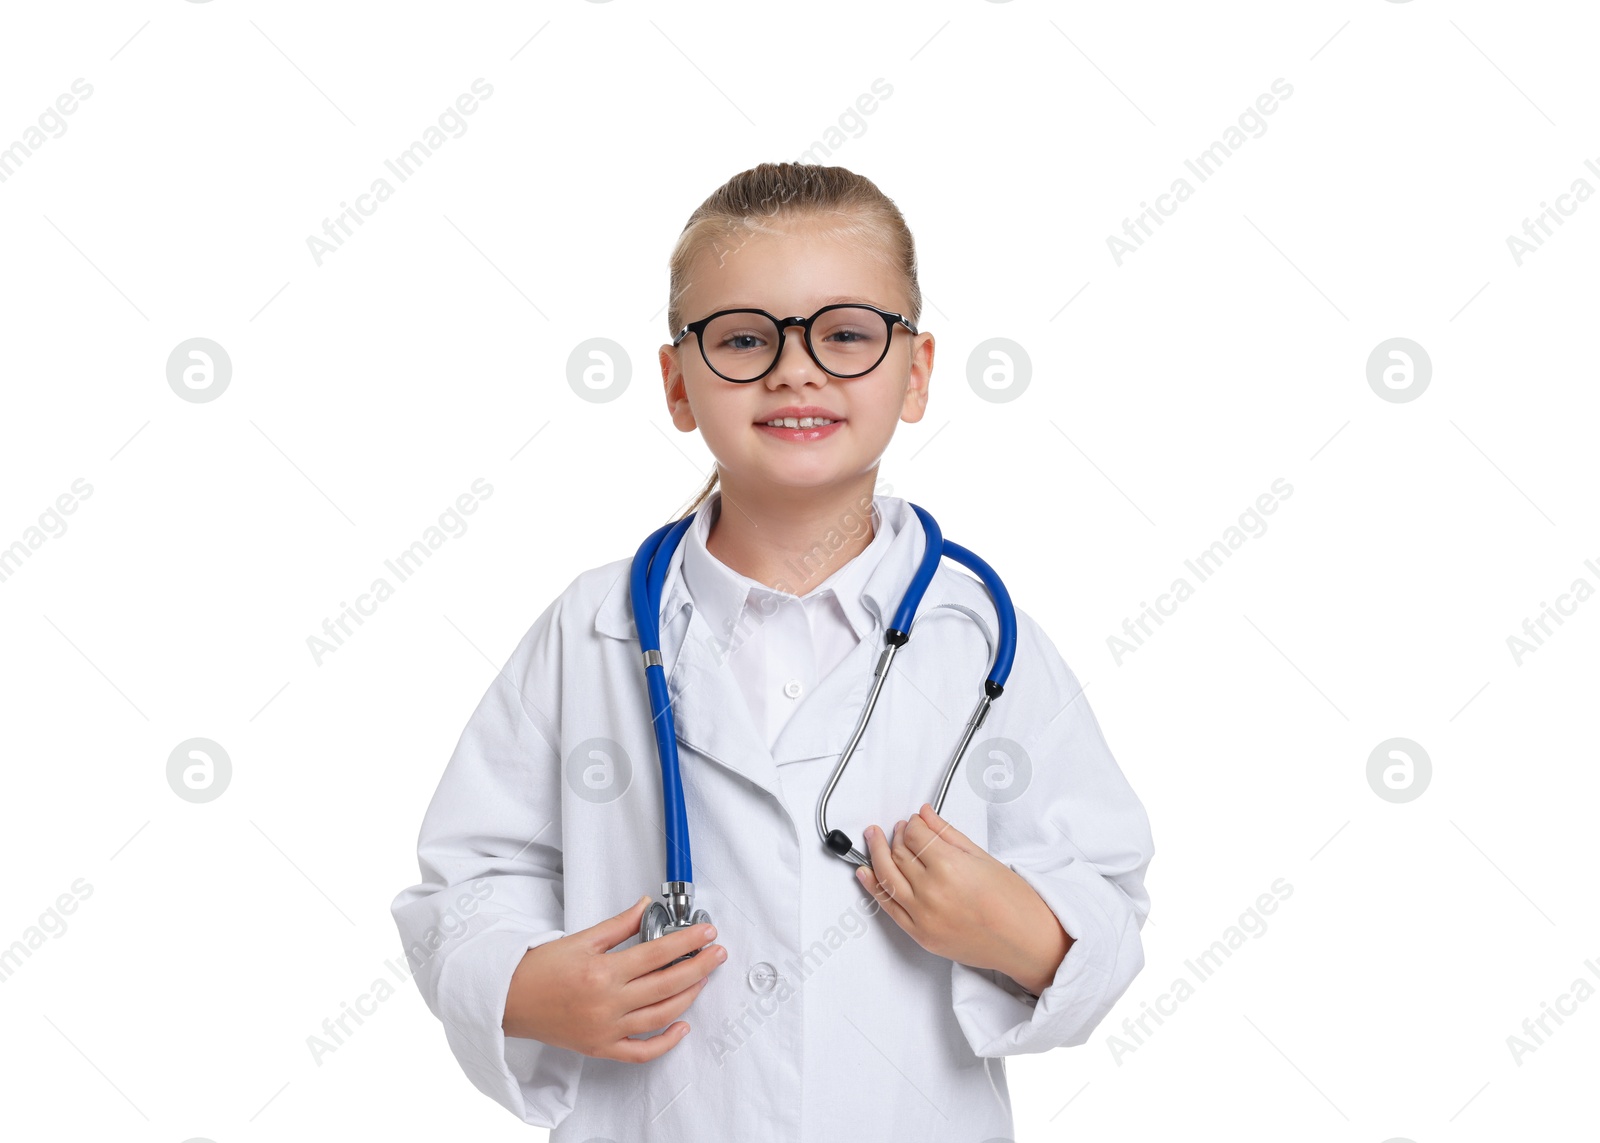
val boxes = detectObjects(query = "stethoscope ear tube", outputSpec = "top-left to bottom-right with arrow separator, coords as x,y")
630,515 -> 700,906
939,539 -> 1017,691
631,513 -> 711,948
894,504 -> 945,635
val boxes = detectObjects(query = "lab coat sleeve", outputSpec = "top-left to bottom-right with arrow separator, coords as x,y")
390,594 -> 584,1128
950,611 -> 1154,1056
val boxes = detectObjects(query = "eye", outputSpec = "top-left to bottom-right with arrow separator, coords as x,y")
718,330 -> 769,351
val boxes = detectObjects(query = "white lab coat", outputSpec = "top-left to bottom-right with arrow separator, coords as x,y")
391,494 -> 1155,1141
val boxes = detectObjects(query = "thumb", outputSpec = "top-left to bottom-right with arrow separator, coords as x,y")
584,893 -> 653,951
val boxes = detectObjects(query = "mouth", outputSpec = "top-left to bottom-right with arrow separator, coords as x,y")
756,415 -> 841,429
754,406 -> 844,429
754,408 -> 845,442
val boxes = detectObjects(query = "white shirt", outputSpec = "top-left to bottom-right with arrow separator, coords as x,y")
680,490 -> 893,752
391,492 -> 1156,1142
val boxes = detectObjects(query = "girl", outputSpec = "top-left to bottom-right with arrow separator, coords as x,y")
392,162 -> 1155,1141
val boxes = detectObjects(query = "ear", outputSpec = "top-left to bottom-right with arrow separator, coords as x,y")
660,344 -> 697,432
900,331 -> 933,424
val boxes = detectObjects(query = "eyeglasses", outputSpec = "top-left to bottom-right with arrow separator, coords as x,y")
671,303 -> 918,383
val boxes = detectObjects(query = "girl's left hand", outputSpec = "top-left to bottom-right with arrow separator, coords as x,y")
857,803 -> 1070,993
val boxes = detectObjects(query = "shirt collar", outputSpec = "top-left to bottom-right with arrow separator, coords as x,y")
594,490 -> 927,644
680,489 -> 893,648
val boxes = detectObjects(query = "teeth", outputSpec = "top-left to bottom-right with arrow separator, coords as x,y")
764,416 -> 835,428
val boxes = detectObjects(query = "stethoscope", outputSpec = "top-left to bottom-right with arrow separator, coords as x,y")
629,501 -> 1017,958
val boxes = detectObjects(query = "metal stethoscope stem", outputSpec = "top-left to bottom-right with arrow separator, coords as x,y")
815,505 -> 1016,869
816,648 -> 1003,867
815,642 -> 900,866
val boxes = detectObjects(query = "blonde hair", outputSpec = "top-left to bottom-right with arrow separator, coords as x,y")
666,162 -> 922,521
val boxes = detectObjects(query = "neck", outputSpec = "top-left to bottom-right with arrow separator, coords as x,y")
706,473 -> 879,595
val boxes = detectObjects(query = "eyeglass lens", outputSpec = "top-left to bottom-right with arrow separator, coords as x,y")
701,307 -> 889,381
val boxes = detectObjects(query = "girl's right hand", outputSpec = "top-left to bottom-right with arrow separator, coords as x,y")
501,895 -> 725,1062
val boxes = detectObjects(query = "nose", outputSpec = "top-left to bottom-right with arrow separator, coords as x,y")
768,323 -> 827,384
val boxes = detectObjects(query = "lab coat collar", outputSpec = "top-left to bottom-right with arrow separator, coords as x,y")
592,491 -> 948,790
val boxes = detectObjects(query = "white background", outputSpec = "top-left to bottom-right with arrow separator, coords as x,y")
1,2 -> 1596,1140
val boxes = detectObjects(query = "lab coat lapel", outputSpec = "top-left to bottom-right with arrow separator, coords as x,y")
661,601 -> 787,802
594,560 -> 786,802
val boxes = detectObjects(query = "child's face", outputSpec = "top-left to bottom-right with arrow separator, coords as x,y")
660,218 -> 932,499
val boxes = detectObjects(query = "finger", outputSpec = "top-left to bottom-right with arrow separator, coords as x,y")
619,972 -> 713,1038
864,826 -> 915,915
623,937 -> 726,1008
890,818 -> 928,872
900,813 -> 945,871
615,919 -> 718,980
586,893 -> 656,953
603,1020 -> 693,1064
863,823 -> 915,905
918,803 -> 982,855
856,862 -> 914,929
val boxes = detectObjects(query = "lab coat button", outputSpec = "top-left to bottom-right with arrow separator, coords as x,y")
747,961 -> 780,993
782,679 -> 803,699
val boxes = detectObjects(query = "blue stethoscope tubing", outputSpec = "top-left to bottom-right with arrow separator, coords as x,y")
629,513 -> 699,884
628,501 -> 1017,945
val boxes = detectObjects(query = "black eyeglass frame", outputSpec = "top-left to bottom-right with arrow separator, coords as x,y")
671,303 -> 919,383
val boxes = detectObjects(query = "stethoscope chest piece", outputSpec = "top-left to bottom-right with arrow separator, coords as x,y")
640,879 -> 711,968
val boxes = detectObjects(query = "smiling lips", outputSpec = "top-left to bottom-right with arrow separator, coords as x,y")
756,406 -> 844,430
754,406 -> 845,440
